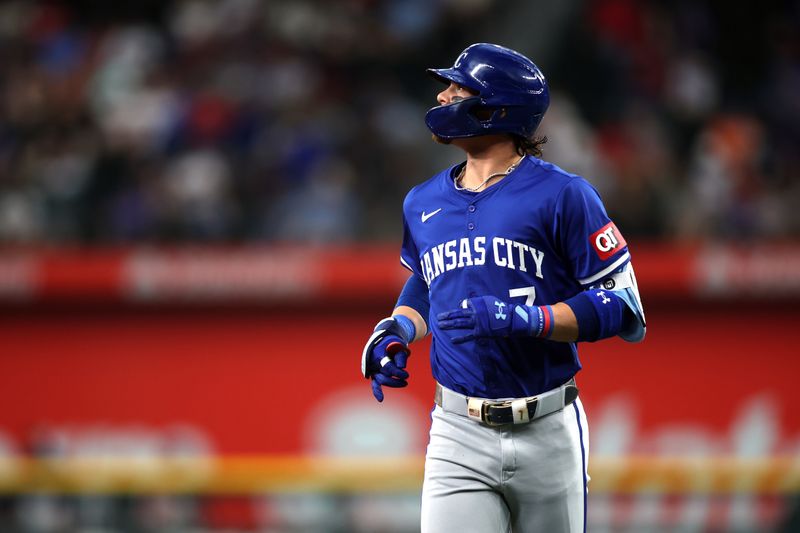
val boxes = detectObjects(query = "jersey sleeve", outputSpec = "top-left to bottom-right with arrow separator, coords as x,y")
400,213 -> 425,281
554,178 -> 630,287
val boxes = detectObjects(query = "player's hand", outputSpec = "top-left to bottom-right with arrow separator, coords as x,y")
366,335 -> 410,402
361,317 -> 413,402
437,296 -> 538,344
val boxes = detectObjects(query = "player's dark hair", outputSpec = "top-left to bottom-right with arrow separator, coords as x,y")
513,134 -> 548,158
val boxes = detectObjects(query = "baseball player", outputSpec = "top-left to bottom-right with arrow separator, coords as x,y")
361,43 -> 646,533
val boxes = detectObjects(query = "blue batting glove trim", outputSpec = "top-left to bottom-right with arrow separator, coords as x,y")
521,304 -> 553,338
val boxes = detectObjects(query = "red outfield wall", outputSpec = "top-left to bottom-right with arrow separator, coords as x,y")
1,243 -> 799,461
1,304 -> 799,457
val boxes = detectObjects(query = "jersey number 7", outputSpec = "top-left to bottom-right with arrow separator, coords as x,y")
508,286 -> 536,305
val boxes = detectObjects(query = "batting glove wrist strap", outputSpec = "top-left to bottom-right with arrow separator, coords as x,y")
533,305 -> 555,338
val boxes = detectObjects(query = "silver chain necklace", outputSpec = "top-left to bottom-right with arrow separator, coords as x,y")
454,155 -> 526,192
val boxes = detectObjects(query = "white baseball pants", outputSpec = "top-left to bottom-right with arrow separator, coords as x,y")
421,398 -> 589,532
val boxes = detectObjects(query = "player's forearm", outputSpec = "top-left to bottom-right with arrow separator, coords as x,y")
393,305 -> 428,342
394,274 -> 430,342
547,302 -> 579,342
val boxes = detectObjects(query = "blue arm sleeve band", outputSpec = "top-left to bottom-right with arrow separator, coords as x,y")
395,274 -> 430,331
564,290 -> 632,342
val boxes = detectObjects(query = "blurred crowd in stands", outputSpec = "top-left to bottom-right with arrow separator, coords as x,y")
0,0 -> 798,245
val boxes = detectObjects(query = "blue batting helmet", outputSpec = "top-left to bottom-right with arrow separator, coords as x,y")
425,43 -> 549,140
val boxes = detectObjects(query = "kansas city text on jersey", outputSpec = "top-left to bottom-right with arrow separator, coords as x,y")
419,236 -> 545,285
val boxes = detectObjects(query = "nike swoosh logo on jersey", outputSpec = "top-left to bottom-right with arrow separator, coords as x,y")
421,208 -> 442,222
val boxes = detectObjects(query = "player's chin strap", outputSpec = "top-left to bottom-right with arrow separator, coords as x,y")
590,262 -> 646,343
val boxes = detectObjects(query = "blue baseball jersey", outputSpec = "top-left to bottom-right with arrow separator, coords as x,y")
400,156 -> 630,399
